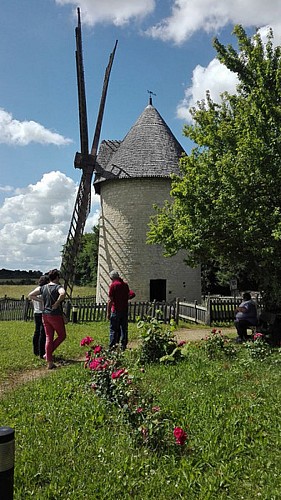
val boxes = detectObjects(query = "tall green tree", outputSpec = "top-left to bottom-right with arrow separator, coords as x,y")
148,26 -> 281,310
74,225 -> 99,285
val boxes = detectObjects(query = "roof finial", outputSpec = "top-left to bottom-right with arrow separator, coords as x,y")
147,90 -> 156,105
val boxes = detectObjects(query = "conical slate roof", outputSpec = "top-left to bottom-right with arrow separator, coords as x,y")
94,104 -> 185,193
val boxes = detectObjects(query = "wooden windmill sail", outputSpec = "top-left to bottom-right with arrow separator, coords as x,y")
60,8 -> 118,297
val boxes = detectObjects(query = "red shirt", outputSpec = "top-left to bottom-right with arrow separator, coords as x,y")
108,278 -> 130,312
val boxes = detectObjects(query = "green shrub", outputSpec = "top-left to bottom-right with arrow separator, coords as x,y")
137,316 -> 178,364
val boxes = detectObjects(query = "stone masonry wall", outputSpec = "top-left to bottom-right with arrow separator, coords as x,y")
96,178 -> 201,303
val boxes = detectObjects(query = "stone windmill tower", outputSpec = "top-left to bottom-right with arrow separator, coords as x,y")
94,97 -> 201,303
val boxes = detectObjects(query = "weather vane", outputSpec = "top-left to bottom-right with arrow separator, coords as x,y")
147,89 -> 156,105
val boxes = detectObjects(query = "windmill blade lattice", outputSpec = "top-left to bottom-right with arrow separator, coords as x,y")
60,8 -> 117,297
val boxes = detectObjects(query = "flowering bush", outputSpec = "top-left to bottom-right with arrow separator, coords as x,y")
137,316 -> 178,364
203,329 -> 237,359
122,402 -> 171,450
81,334 -> 189,452
246,333 -> 272,360
204,329 -> 226,359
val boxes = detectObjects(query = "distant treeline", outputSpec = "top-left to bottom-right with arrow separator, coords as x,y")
0,269 -> 42,284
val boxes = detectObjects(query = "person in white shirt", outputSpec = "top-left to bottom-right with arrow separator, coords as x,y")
31,274 -> 49,357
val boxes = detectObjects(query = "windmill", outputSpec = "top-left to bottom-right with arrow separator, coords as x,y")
60,8 -> 118,297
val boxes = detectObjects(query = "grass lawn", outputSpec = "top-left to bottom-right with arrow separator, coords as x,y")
0,321 -> 281,499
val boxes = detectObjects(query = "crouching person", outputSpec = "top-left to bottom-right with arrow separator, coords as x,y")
234,292 -> 258,342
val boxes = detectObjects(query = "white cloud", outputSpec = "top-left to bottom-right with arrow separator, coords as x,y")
56,0 -> 155,26
0,185 -> 13,193
146,0 -> 281,44
0,109 -> 72,146
0,171 -> 100,271
177,58 -> 239,122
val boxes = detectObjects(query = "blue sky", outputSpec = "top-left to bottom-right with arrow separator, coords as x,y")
0,0 -> 280,271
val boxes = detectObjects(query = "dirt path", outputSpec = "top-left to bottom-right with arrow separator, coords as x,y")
127,326 -> 236,348
0,327 -> 236,397
0,358 -> 84,399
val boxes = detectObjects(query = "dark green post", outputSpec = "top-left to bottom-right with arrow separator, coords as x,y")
0,427 -> 15,500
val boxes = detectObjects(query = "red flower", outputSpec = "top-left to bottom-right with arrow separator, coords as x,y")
89,357 -> 104,371
173,426 -> 188,446
253,332 -> 263,341
211,328 -> 217,334
93,345 -> 102,354
111,368 -> 125,379
178,340 -> 187,347
80,336 -> 94,347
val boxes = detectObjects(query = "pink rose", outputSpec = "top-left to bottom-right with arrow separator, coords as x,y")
89,357 -> 104,371
80,336 -> 94,347
173,426 -> 188,446
253,332 -> 263,341
111,368 -> 125,379
93,345 -> 102,354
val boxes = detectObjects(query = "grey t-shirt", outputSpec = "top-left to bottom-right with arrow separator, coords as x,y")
40,284 -> 63,315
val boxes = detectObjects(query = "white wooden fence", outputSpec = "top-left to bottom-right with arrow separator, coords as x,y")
0,296 -> 262,325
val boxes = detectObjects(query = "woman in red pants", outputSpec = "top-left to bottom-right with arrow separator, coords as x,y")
29,269 -> 67,369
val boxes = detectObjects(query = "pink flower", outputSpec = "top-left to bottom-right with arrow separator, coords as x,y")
111,368 -> 125,379
80,336 -> 94,347
136,407 -> 143,413
178,341 -> 187,347
253,332 -> 263,341
152,406 -> 160,412
173,426 -> 188,446
93,345 -> 102,354
89,357 -> 104,371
